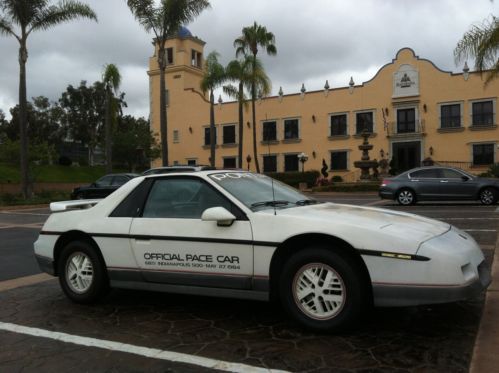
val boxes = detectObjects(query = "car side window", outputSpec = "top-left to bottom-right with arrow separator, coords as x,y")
142,178 -> 232,219
409,169 -> 441,178
95,175 -> 113,187
112,176 -> 129,186
441,169 -> 463,179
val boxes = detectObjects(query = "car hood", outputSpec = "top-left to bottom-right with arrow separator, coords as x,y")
269,202 -> 451,246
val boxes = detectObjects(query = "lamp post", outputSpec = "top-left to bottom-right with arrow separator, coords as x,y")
297,152 -> 308,173
246,154 -> 252,171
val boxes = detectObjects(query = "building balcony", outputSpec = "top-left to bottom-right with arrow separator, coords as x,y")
386,119 -> 426,138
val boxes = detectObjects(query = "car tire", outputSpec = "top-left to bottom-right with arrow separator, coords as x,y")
479,187 -> 497,205
279,246 -> 365,332
396,188 -> 416,205
57,240 -> 109,304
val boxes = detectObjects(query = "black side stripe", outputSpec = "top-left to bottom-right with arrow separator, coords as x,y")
358,249 -> 430,261
39,231 -> 279,247
40,231 -> 430,261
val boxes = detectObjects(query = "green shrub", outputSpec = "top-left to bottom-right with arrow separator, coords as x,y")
58,156 -> 72,166
331,175 -> 343,182
266,170 -> 320,188
312,182 -> 380,193
485,163 -> 499,178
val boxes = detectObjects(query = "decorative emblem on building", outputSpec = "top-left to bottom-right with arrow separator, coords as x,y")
393,64 -> 419,98
398,73 -> 413,88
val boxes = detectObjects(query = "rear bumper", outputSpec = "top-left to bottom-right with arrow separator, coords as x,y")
373,260 -> 491,307
378,188 -> 395,199
35,255 -> 56,276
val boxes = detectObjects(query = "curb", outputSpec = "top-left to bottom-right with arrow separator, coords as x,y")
0,204 -> 49,211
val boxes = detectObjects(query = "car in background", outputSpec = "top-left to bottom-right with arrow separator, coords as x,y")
142,165 -> 215,175
379,166 -> 499,205
71,173 -> 138,200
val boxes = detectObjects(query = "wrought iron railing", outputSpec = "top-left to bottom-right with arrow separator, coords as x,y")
385,119 -> 425,136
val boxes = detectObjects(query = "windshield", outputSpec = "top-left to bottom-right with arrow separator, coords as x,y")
209,172 -> 320,211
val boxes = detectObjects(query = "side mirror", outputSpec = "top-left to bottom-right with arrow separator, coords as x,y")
201,207 -> 236,227
461,176 -> 470,181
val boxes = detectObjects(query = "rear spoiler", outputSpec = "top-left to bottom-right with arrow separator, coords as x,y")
50,199 -> 101,212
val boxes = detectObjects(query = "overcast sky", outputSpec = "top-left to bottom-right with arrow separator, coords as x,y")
0,0 -> 497,120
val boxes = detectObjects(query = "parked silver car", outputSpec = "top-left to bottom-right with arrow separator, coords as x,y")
379,166 -> 499,205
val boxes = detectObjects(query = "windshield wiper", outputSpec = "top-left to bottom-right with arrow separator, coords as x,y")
251,200 -> 290,208
295,199 -> 319,206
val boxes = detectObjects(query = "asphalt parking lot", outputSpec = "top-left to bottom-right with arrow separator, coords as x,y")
0,195 -> 497,372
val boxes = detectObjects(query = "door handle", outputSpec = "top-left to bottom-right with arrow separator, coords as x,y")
440,180 -> 448,183
410,179 -> 419,182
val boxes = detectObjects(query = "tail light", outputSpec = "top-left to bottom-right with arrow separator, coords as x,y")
381,179 -> 392,187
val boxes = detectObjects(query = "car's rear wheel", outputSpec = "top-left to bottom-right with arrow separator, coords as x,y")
397,188 -> 416,205
57,240 -> 108,303
479,187 -> 497,205
279,247 -> 365,332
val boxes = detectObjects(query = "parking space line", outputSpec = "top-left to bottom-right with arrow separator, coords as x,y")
0,322 -> 288,373
0,273 -> 54,292
463,229 -> 497,232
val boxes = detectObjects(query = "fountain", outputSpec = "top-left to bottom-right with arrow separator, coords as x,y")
353,129 -> 379,181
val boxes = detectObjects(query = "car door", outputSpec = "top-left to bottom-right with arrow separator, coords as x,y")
89,175 -> 114,198
129,176 -> 254,290
407,168 -> 442,199
439,168 -> 478,199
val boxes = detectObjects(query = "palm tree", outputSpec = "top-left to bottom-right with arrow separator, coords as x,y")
200,51 -> 226,167
127,0 -> 210,167
0,0 -> 97,198
224,56 -> 270,169
455,15 -> 499,84
234,22 -> 276,173
103,63 -> 121,173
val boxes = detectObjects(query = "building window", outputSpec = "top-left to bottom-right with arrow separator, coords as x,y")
223,157 -> 237,169
330,114 -> 347,136
397,108 -> 416,133
284,119 -> 300,140
356,112 -> 373,134
263,155 -> 277,172
284,154 -> 299,172
191,50 -> 202,68
223,125 -> 236,144
330,151 -> 348,170
187,159 -> 197,166
204,127 -> 217,146
262,121 -> 277,141
173,130 -> 179,143
166,48 -> 174,65
441,104 -> 461,128
473,144 -> 494,165
472,101 -> 494,126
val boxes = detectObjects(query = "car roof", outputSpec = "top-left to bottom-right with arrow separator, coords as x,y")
397,166 -> 468,177
142,169 -> 247,178
142,165 -> 216,175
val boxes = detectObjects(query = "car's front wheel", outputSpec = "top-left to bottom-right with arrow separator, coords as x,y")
57,240 -> 108,303
479,187 -> 497,205
396,188 -> 416,205
279,247 -> 365,332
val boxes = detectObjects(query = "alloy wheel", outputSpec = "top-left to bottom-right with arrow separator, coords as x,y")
65,252 -> 94,294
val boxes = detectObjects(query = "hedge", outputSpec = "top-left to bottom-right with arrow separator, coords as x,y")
266,170 -> 320,188
312,182 -> 381,193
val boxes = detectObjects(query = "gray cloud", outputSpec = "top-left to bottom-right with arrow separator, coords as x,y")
0,0 -> 496,119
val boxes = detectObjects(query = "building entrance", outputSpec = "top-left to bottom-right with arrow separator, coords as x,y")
392,141 -> 421,173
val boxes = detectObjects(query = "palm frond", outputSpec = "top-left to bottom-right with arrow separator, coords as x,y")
162,0 -> 210,37
29,0 -> 97,34
200,50 -> 226,93
0,15 -> 19,40
103,63 -> 121,93
234,21 -> 277,58
126,0 -> 159,35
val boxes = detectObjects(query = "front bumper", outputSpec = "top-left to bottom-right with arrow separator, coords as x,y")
373,260 -> 490,307
35,255 -> 56,276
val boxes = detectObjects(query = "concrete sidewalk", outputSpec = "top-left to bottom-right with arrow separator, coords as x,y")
470,234 -> 499,372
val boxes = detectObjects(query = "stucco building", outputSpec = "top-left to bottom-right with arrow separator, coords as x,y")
148,28 -> 499,180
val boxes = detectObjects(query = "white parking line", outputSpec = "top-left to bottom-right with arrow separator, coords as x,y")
0,322 -> 289,373
463,229 -> 497,232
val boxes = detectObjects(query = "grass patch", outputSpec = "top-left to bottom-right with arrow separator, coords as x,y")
0,163 -> 128,183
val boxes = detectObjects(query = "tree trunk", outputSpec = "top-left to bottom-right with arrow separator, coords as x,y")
158,46 -> 169,166
18,39 -> 31,198
209,90 -> 216,167
251,82 -> 260,173
237,82 -> 244,169
105,87 -> 112,173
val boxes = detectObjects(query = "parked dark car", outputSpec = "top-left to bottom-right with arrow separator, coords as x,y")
71,173 -> 138,200
142,165 -> 215,175
379,166 -> 499,205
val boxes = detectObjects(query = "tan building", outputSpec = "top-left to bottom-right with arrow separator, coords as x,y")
148,28 -> 499,180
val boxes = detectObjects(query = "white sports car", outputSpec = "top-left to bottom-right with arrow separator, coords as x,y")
34,171 -> 491,331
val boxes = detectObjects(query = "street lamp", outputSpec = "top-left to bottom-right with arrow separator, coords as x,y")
297,152 -> 308,173
246,154 -> 252,171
